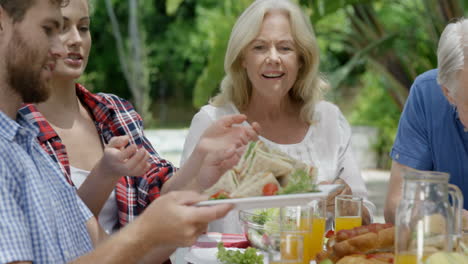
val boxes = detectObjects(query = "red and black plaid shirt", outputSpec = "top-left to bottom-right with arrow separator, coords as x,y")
19,83 -> 177,228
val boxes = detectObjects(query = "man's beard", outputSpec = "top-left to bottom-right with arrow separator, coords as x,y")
6,30 -> 50,103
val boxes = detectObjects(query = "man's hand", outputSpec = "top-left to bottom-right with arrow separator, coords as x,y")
96,135 -> 150,179
136,191 -> 234,247
75,191 -> 233,263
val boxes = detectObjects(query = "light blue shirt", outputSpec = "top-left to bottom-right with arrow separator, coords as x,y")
0,110 -> 93,263
391,69 -> 468,209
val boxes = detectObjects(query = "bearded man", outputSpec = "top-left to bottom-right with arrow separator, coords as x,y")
0,1 -> 238,263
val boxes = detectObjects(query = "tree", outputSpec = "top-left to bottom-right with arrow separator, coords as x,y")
104,0 -> 150,120
305,0 -> 468,109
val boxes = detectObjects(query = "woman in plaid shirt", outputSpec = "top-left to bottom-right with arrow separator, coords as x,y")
18,0 -> 259,262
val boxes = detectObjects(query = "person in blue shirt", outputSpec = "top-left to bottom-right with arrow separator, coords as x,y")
385,18 -> 468,224
0,0 -> 260,263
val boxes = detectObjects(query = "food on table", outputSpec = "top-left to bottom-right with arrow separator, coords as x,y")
335,253 -> 394,263
205,141 -> 318,199
424,251 -> 468,264
316,223 -> 395,263
239,209 -> 280,250
216,242 -> 264,264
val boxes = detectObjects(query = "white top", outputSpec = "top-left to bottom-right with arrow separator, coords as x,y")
70,166 -> 119,234
181,101 -> 375,233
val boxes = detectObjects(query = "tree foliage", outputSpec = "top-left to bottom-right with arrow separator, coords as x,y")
83,0 -> 468,152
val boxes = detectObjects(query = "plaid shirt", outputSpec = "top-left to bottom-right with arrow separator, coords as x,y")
19,83 -> 177,228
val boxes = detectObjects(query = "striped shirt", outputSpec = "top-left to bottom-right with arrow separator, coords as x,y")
0,110 -> 93,263
20,83 -> 176,227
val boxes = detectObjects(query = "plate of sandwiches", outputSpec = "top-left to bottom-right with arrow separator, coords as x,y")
196,141 -> 343,210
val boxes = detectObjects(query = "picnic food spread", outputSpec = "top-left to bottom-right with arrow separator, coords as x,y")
204,141 -> 318,199
316,223 -> 395,263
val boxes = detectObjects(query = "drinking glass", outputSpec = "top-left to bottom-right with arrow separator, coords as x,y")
280,204 -> 319,264
266,232 -> 304,264
309,199 -> 327,260
334,194 -> 362,232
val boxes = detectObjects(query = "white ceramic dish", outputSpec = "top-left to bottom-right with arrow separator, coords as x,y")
196,184 -> 342,210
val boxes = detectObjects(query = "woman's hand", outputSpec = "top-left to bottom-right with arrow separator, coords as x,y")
163,114 -> 261,193
96,135 -> 150,179
194,114 -> 261,189
320,179 -> 371,225
78,135 -> 150,216
320,179 -> 353,216
197,114 -> 261,156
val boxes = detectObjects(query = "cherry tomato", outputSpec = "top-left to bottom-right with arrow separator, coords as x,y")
210,190 -> 230,200
262,183 -> 279,196
325,230 -> 335,238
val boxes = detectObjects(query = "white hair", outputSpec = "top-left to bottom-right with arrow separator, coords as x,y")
211,0 -> 329,123
437,18 -> 468,95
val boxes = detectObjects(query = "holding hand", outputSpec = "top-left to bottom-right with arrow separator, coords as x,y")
320,178 -> 353,215
195,114 -> 261,189
78,135 -> 151,217
162,114 -> 261,194
137,191 -> 234,247
96,135 -> 150,179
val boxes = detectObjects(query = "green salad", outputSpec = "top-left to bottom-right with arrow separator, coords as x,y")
216,243 -> 264,264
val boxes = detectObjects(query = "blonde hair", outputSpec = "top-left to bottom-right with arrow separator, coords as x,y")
437,18 -> 468,96
211,0 -> 329,123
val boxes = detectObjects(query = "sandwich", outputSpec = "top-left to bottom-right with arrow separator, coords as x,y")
204,170 -> 239,197
235,141 -> 294,182
205,141 -> 318,199
230,172 -> 280,198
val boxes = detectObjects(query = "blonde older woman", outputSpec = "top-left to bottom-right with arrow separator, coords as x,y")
181,0 -> 374,233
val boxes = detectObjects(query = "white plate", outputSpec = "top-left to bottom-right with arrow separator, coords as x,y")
196,184 -> 342,210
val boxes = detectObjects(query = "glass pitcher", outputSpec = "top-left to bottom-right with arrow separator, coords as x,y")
395,170 -> 463,264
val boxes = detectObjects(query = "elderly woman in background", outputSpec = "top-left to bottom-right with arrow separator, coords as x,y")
181,0 -> 374,233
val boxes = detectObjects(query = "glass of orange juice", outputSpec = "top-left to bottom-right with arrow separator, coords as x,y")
280,205 -> 315,264
394,251 -> 430,264
334,194 -> 362,232
309,199 -> 327,260
266,232 -> 304,264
